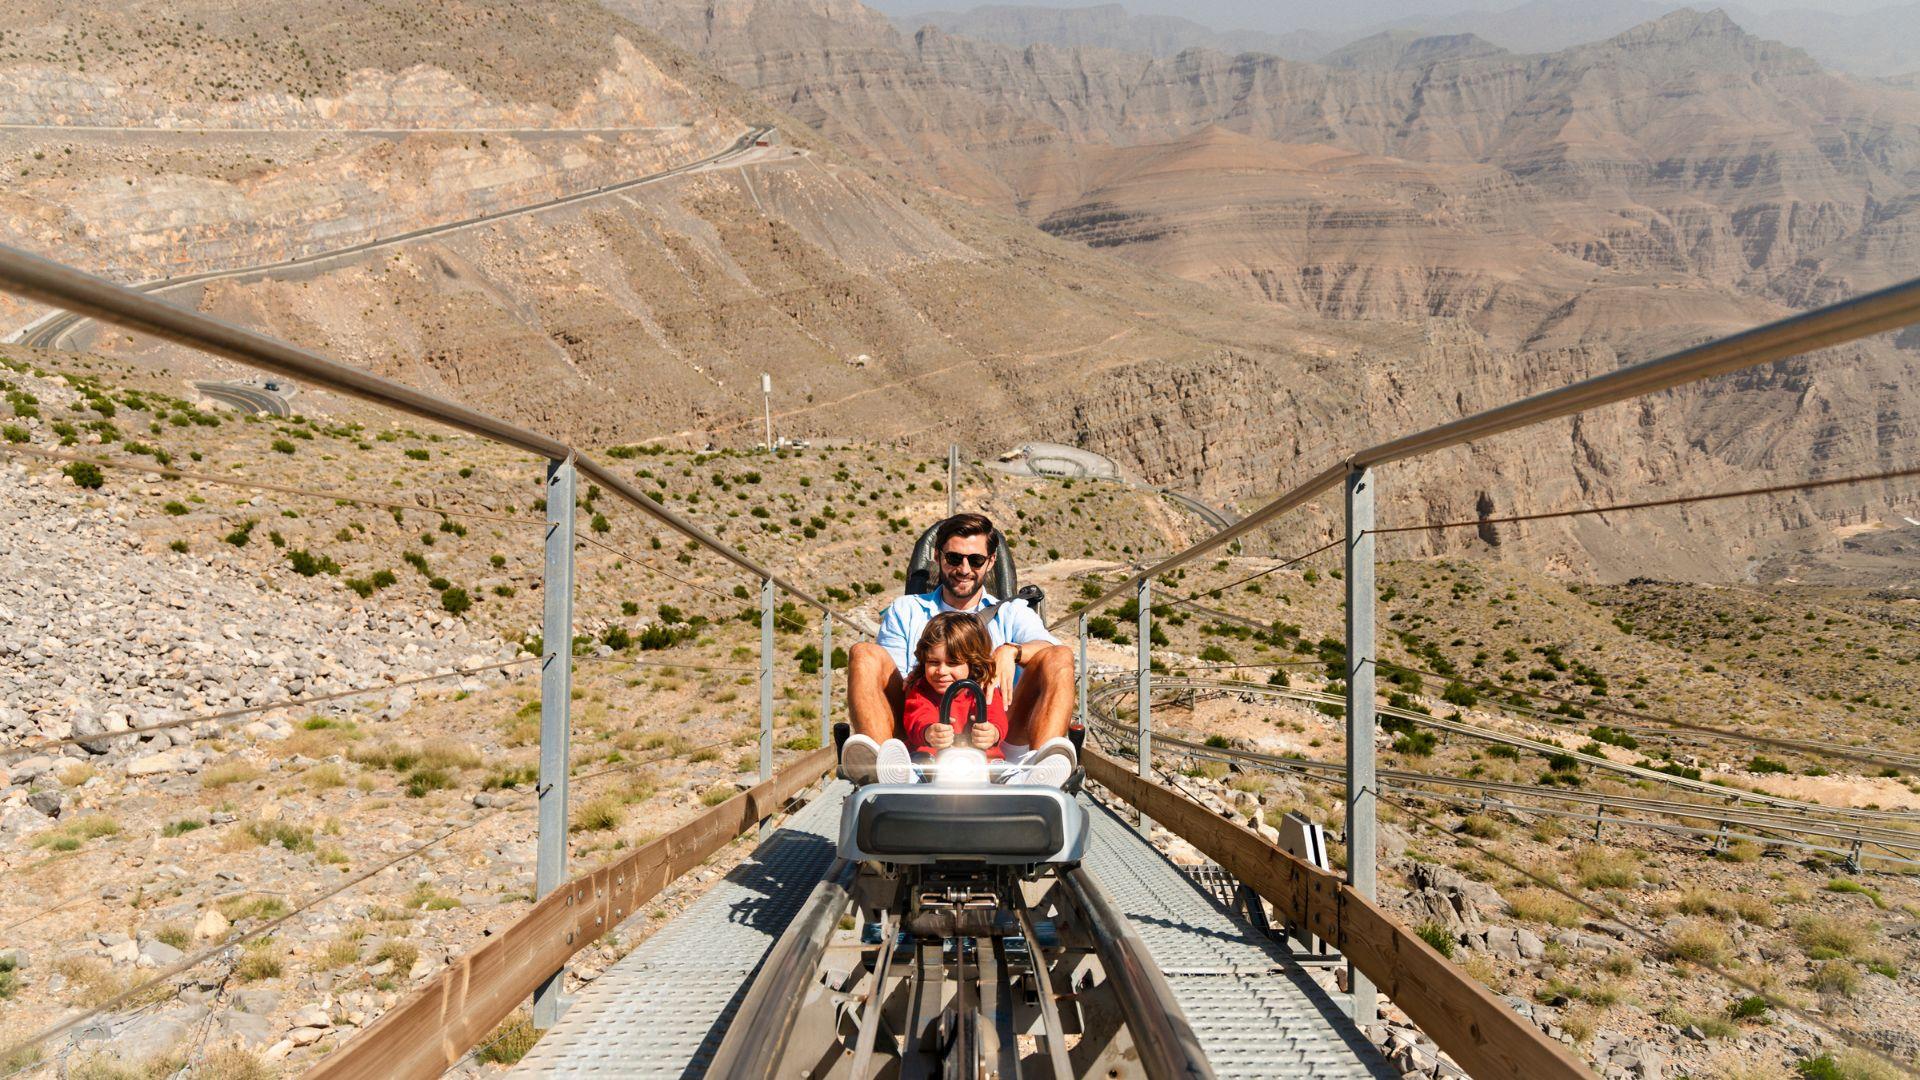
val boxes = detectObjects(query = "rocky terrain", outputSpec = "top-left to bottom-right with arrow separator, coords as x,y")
2,341 -> 1918,1076
1,0 -> 1914,588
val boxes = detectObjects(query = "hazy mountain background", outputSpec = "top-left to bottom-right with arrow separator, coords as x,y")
882,0 -> 1920,76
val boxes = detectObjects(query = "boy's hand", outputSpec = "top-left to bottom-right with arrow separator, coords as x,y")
988,644 -> 1019,705
926,723 -> 954,750
966,723 -> 998,751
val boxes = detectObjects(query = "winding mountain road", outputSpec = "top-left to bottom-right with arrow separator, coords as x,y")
8,125 -> 777,349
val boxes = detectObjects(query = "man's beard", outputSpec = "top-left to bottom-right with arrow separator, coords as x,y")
942,573 -> 984,606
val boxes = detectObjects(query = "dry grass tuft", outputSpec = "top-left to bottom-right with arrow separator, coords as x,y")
1505,887 -> 1583,928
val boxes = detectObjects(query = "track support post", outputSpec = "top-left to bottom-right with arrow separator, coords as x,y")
820,612 -> 833,751
1343,464 -> 1378,1028
1077,613 -> 1090,732
1137,576 -> 1153,835
534,455 -> 578,1028
760,577 -> 776,798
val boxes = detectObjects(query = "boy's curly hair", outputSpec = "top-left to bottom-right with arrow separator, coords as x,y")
912,611 -> 993,684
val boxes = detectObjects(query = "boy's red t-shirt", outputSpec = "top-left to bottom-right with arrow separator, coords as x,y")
902,674 -> 1008,759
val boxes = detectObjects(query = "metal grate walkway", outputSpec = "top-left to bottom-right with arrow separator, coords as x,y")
512,782 -> 850,1077
513,781 -> 1390,1077
1079,799 -> 1393,1079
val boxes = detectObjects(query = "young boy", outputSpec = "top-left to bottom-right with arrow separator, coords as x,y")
875,611 -> 1069,786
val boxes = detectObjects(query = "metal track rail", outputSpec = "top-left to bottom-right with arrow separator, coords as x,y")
1086,708 -> 1920,869
1059,866 -> 1214,1080
1092,676 -> 1920,829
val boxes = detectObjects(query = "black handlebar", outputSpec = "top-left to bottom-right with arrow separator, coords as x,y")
938,678 -> 990,732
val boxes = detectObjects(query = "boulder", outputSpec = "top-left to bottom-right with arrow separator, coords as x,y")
193,908 -> 231,941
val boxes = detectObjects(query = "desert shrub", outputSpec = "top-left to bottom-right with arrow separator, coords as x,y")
1809,960 -> 1860,996
1416,922 -> 1454,958
572,798 -> 622,832
1664,919 -> 1732,966
441,587 -> 471,615
161,818 -> 207,837
31,814 -> 120,850
1729,995 -> 1770,1021
1506,888 -> 1582,928
216,895 -> 288,924
1393,731 -> 1437,756
271,438 -> 296,454
1750,756 -> 1791,774
404,767 -> 453,798
1571,846 -> 1638,889
1459,813 -> 1504,839
1795,915 -> 1866,960
235,939 -> 283,982
201,760 -> 262,789
476,1011 -> 541,1065
1825,880 -> 1887,909
1486,744 -> 1520,760
286,549 -> 340,576
483,764 -> 538,790
63,461 -> 104,489
701,785 -> 735,807
245,820 -> 314,851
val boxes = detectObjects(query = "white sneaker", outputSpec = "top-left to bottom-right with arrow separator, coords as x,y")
1013,737 -> 1077,788
841,733 -> 881,785
934,746 -> 990,786
876,738 -> 917,784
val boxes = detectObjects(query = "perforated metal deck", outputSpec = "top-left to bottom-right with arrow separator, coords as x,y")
512,782 -> 850,1077
513,782 -> 1390,1078
1079,799 -> 1393,1079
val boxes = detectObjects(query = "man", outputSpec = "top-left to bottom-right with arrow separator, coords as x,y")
842,513 -> 1078,785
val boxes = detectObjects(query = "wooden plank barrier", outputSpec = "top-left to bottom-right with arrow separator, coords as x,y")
1085,750 -> 1594,1080
306,747 -> 835,1080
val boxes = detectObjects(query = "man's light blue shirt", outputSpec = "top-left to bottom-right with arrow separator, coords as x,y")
876,589 -> 1057,677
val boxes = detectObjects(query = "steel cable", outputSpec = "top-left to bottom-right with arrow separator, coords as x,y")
2,657 -> 539,761
1367,463 -> 1920,535
0,732 -> 761,1071
0,443 -> 544,529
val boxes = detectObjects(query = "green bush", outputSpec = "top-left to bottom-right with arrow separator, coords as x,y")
1415,922 -> 1454,958
371,569 -> 397,588
1750,756 -> 1791,774
271,438 -> 296,454
1729,995 -> 1770,1021
404,448 -> 430,461
224,519 -> 257,546
163,500 -> 189,516
286,549 -> 340,576
345,578 -> 375,598
441,587 -> 472,615
63,461 -> 104,489
2,423 -> 27,443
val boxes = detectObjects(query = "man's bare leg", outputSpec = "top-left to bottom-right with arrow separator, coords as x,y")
1005,644 -> 1075,747
847,642 -> 906,741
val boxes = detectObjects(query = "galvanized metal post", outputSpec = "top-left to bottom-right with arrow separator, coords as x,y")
760,577 -> 776,787
948,443 -> 959,515
533,455 -> 577,1029
1343,465 -> 1377,1028
1076,612 -> 1090,731
1136,577 -> 1153,835
819,614 -> 833,750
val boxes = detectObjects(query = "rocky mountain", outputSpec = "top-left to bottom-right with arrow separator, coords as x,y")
1,0 -> 1914,583
893,3 -> 1330,60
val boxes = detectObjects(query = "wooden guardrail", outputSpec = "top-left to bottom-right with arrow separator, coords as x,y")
307,747 -> 835,1080
1084,750 -> 1594,1080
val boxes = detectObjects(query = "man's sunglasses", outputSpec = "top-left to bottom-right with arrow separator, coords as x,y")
942,552 -> 990,569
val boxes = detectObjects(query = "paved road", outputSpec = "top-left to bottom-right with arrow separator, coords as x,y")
10,125 -> 776,349
194,381 -> 290,417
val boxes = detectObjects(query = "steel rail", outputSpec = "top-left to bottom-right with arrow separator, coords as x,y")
1082,689 -> 1920,856
1166,600 -> 1920,775
1103,674 -> 1920,822
1058,866 -> 1215,1080
703,859 -> 859,1078
0,242 -> 873,637
1053,272 -> 1920,629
